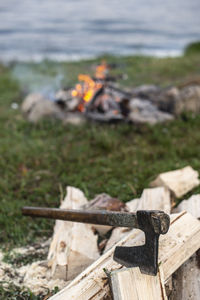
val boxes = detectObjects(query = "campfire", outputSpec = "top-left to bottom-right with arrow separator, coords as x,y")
22,61 -> 200,125
57,60 -> 131,122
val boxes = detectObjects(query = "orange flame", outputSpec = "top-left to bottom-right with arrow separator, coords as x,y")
95,60 -> 108,79
71,61 -> 110,112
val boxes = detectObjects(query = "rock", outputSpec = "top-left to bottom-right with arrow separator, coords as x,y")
28,101 -> 64,123
129,98 -> 156,112
63,112 -> 86,125
65,98 -> 80,111
22,93 -> 64,123
151,85 -> 200,115
55,89 -> 72,102
132,85 -> 160,100
128,98 -> 174,124
151,87 -> 180,114
177,85 -> 200,114
86,111 -> 124,123
55,89 -> 80,111
21,93 -> 46,115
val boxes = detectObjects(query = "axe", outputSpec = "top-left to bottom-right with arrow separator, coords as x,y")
22,207 -> 170,276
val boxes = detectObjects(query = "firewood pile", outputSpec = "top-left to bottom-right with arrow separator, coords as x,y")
1,166 -> 200,299
21,62 -> 200,125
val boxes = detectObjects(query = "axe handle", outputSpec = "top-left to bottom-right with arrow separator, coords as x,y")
22,206 -> 139,228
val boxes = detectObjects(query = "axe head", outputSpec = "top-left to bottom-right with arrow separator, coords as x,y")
113,210 -> 170,276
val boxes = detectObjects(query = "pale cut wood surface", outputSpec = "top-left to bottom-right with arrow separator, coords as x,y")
125,198 -> 139,212
150,166 -> 200,198
137,187 -> 171,213
159,212 -> 200,281
47,186 -> 99,280
173,194 -> 200,219
125,187 -> 171,213
110,266 -> 167,300
171,253 -> 200,300
49,212 -> 200,300
170,197 -> 200,300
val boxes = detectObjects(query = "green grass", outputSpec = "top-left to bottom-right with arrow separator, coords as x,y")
185,41 -> 200,56
1,53 -> 200,248
0,284 -> 59,300
1,51 -> 200,298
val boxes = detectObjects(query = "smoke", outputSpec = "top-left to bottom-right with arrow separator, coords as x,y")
11,62 -> 65,100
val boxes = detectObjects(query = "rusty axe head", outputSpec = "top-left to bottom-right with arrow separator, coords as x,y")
113,210 -> 170,275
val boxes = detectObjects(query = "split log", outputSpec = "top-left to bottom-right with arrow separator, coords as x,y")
47,186 -> 99,280
136,187 -> 171,213
150,166 -> 200,198
49,212 -> 200,300
103,227 -> 131,253
104,187 -> 170,252
173,194 -> 200,219
170,195 -> 200,299
109,266 -> 167,300
125,198 -> 139,212
170,252 -> 200,300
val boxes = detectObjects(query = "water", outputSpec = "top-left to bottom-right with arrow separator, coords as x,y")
1,0 -> 200,62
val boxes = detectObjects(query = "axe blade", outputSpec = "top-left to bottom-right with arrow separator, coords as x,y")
113,210 -> 169,275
